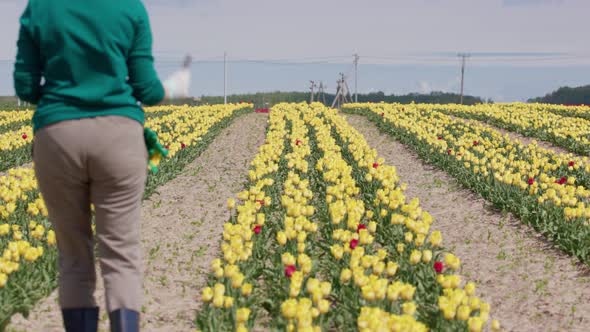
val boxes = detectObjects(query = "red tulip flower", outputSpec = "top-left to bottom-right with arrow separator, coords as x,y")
434,261 -> 444,274
256,199 -> 265,206
437,136 -> 443,140
181,143 -> 186,149
568,161 -> 575,167
372,162 -> 379,169
356,224 -> 367,233
447,149 -> 452,155
296,139 -> 302,146
555,177 -> 567,185
285,265 -> 296,278
349,239 -> 359,249
253,225 -> 262,234
22,134 -> 28,140
380,112 -> 384,117
473,141 -> 479,146
527,178 -> 535,185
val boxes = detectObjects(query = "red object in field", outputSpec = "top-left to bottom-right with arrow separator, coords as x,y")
527,178 -> 535,185
555,177 -> 567,185
372,162 -> 379,169
255,108 -> 269,113
568,161 -> 575,167
22,134 -> 28,139
180,143 -> 186,149
253,225 -> 262,234
434,261 -> 444,274
285,265 -> 296,278
356,223 -> 367,233
349,239 -> 359,249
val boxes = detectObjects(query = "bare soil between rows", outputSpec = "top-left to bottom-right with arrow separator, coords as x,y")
345,114 -> 590,332
8,113 -> 268,332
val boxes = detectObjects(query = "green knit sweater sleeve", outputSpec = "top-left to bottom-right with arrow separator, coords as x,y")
13,2 -> 42,104
128,2 -> 165,106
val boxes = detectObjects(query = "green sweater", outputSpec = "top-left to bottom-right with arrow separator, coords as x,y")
14,0 -> 165,132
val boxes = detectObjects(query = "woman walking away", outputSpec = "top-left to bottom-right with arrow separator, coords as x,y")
14,0 -> 166,331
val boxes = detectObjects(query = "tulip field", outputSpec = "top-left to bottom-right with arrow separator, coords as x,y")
2,101 -> 590,331
0,103 -> 251,329
195,103 -> 500,332
428,103 -> 590,155
343,103 -> 590,265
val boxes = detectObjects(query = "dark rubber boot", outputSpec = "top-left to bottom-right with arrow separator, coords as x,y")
109,308 -> 139,332
61,307 -> 99,332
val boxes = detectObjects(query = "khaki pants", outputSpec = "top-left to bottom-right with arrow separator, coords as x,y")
33,116 -> 147,312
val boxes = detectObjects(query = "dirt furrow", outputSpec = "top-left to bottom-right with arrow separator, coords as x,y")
8,112 -> 268,332
345,114 -> 590,332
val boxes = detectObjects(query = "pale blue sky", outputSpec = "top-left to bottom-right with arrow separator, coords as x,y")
1,0 -> 589,101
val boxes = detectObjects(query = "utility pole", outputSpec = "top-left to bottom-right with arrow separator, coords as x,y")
309,80 -> 317,103
458,53 -> 470,104
224,51 -> 227,104
331,73 -> 351,109
318,82 -> 326,105
331,76 -> 342,109
353,54 -> 359,102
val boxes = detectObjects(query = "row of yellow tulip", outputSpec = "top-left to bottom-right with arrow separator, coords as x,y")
528,103 -> 590,121
0,110 -> 33,130
310,107 -> 430,332
0,167 -> 53,289
0,106 -> 168,133
0,105 -> 178,172
276,113 -> 331,331
343,103 -> 590,265
322,104 -> 498,331
197,108 -> 286,331
0,105 -> 167,124
196,103 -> 501,332
0,104 -> 252,327
429,102 -> 590,155
0,164 -> 60,325
145,105 -> 242,158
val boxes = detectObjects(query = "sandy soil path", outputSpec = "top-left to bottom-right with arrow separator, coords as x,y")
8,113 -> 268,332
345,114 -> 590,332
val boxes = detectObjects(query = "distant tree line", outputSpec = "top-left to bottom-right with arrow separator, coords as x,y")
0,91 -> 486,110
528,85 -> 590,105
196,91 -> 485,108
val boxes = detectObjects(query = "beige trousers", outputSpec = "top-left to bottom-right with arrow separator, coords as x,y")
33,116 -> 147,312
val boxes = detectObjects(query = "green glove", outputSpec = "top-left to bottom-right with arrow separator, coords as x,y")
144,128 -> 169,174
